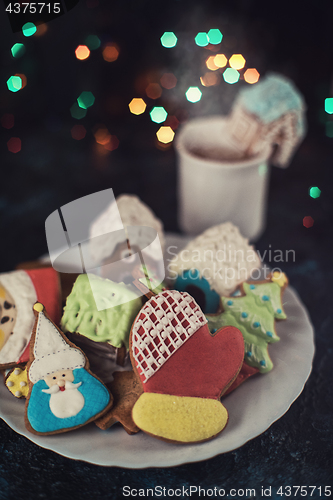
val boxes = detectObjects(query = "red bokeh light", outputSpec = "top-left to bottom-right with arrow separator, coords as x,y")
1,114 -> 14,129
303,216 -> 314,228
71,125 -> 86,140
7,137 -> 21,153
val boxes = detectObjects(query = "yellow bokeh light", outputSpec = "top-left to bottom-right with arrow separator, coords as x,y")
200,72 -> 220,87
129,98 -> 146,115
214,54 -> 227,68
156,126 -> 175,144
75,45 -> 90,60
102,44 -> 119,62
206,56 -> 218,71
229,54 -> 246,70
244,68 -> 260,84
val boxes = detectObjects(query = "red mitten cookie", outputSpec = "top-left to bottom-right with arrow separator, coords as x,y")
130,290 -> 244,443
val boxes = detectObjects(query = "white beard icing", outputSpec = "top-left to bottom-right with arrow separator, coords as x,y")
42,381 -> 84,419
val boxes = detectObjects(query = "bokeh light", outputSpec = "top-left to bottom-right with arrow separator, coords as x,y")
71,125 -> 87,140
185,86 -> 202,103
164,115 -> 179,130
102,43 -> 119,62
214,54 -> 227,68
35,23 -> 48,36
77,91 -> 95,109
160,32 -> 177,48
160,73 -> 177,89
7,76 -> 22,92
94,127 -> 111,145
156,126 -> 175,144
325,98 -> 333,114
195,32 -> 209,47
325,122 -> 333,138
85,35 -> 101,50
207,29 -> 223,45
15,73 -> 27,89
303,216 -> 314,228
309,186 -> 321,199
11,43 -> 25,58
223,68 -> 240,84
244,68 -> 260,84
200,72 -> 220,87
146,83 -> 162,99
150,106 -> 168,123
129,98 -> 146,115
229,54 -> 246,70
1,114 -> 14,129
206,56 -> 218,71
104,135 -> 119,151
7,137 -> 21,153
70,103 -> 87,119
75,45 -> 90,60
22,22 -> 36,37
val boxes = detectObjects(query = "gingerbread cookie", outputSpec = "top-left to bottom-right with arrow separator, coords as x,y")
95,370 -> 143,434
207,272 -> 288,374
0,268 -> 61,370
25,303 -> 113,435
130,290 -> 244,443
5,365 -> 28,398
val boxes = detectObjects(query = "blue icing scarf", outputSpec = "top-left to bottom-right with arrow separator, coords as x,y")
27,368 -> 110,433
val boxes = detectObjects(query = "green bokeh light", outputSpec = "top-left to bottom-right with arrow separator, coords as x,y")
11,43 -> 26,58
325,122 -> 333,138
207,29 -> 223,44
185,86 -> 202,103
195,32 -> 209,47
77,91 -> 95,109
223,68 -> 240,84
160,32 -> 177,48
325,98 -> 333,114
309,186 -> 321,199
85,35 -> 101,50
150,106 -> 168,123
22,22 -> 37,37
7,76 -> 22,92
70,103 -> 87,120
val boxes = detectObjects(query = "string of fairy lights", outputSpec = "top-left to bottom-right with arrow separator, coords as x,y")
3,21 -> 325,229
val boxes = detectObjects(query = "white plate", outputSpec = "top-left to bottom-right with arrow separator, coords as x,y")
0,235 -> 315,468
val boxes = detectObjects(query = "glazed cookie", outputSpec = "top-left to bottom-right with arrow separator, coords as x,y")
5,365 -> 29,399
0,268 -> 61,370
130,290 -> 244,443
169,222 -> 261,313
207,272 -> 288,374
25,303 -> 113,435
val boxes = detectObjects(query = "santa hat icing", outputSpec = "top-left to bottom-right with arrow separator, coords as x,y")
0,268 -> 60,366
29,304 -> 85,384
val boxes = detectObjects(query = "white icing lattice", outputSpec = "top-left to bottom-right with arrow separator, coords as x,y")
132,290 -> 207,383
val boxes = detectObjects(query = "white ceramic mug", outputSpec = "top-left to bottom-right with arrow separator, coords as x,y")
175,116 -> 272,240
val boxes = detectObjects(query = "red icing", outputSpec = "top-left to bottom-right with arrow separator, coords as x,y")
17,267 -> 61,364
140,324 -> 244,399
223,362 -> 259,396
59,386 -> 65,392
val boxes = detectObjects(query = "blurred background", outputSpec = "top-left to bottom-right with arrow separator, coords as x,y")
0,0 -> 332,273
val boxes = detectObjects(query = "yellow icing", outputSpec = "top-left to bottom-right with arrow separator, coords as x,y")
6,366 -> 29,398
132,393 -> 228,443
0,329 -> 5,350
0,286 -> 6,298
271,271 -> 288,287
33,303 -> 44,312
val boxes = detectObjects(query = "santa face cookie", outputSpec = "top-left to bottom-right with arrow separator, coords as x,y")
0,268 -> 61,370
25,303 -> 113,435
130,290 -> 244,443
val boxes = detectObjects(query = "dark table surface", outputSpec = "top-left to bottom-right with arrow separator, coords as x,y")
1,0 -> 333,498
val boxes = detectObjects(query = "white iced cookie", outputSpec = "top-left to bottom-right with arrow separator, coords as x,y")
89,194 -> 165,265
169,222 -> 261,296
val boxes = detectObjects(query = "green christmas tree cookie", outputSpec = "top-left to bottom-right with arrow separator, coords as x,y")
61,274 -> 142,349
207,277 -> 287,374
